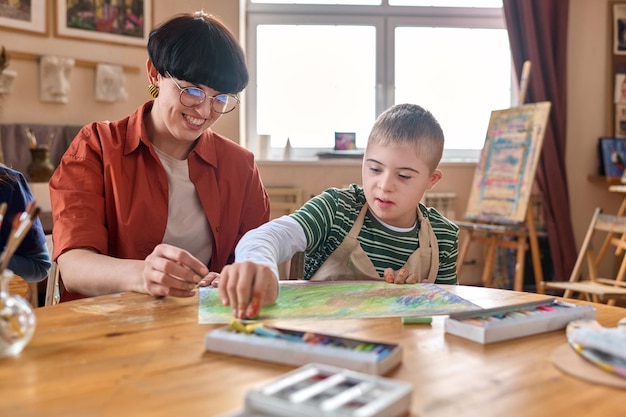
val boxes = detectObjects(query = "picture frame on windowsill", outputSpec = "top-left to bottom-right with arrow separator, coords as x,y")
334,132 -> 356,151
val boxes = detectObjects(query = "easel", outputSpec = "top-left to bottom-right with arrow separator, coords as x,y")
456,196 -> 545,292
455,61 -> 551,293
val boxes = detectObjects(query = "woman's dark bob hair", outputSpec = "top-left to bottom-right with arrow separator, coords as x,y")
147,11 -> 248,94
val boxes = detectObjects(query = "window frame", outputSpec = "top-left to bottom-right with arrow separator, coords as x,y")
245,1 -> 509,161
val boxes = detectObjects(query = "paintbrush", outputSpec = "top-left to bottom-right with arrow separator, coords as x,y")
47,131 -> 55,149
24,128 -> 38,149
0,202 -> 7,229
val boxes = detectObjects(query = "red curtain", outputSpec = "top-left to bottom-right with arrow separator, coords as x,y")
503,0 -> 576,282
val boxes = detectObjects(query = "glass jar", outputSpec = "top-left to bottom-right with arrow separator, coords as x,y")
0,269 -> 36,358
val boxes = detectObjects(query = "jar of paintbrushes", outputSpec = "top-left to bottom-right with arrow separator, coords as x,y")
0,201 -> 40,358
25,128 -> 55,182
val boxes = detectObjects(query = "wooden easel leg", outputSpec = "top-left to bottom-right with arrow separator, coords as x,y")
482,237 -> 497,287
526,206 -> 545,294
456,229 -> 473,279
513,236 -> 527,292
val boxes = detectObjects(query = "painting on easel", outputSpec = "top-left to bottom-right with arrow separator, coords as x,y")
464,102 -> 552,224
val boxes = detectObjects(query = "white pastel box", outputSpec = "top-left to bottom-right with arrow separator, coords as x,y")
444,298 -> 596,344
222,363 -> 413,417
204,326 -> 402,375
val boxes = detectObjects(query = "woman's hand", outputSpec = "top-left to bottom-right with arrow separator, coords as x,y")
142,243 -> 209,297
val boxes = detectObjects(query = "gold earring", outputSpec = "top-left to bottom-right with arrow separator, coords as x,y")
147,84 -> 159,99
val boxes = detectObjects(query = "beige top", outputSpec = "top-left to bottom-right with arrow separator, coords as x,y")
154,146 -> 213,265
310,203 -> 439,282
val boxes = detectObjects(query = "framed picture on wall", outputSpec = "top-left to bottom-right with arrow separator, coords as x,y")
598,137 -> 626,177
0,0 -> 47,35
616,104 -> 626,138
616,72 -> 626,103
55,0 -> 151,47
614,3 -> 626,54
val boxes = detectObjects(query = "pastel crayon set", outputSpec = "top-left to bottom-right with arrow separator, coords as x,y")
204,320 -> 402,375
443,298 -> 596,344
222,363 -> 413,417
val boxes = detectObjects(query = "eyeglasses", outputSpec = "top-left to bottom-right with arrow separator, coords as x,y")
165,72 -> 239,114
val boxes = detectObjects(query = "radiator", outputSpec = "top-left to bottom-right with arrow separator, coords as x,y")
422,192 -> 456,220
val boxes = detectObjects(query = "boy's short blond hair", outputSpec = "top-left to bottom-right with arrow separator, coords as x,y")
367,103 -> 444,172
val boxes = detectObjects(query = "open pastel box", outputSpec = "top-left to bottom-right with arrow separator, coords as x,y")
204,323 -> 402,375
222,363 -> 413,417
443,298 -> 597,344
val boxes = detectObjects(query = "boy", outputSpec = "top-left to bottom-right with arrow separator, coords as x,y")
213,103 -> 459,319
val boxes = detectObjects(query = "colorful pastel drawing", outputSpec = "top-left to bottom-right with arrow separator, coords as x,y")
464,102 -> 551,223
198,281 -> 482,323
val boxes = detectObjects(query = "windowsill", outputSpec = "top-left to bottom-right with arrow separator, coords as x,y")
255,157 -> 478,167
256,158 -> 363,167
253,146 -> 480,166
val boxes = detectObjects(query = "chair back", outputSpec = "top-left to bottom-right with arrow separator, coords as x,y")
544,208 -> 626,304
582,210 -> 626,281
44,234 -> 59,306
8,273 -> 31,302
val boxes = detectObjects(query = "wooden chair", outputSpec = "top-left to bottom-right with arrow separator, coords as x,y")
43,261 -> 59,306
266,187 -> 304,218
289,251 -> 305,280
43,234 -> 60,306
266,187 -> 306,280
8,273 -> 32,303
542,208 -> 626,305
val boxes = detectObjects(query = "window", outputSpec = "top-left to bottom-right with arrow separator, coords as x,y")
246,1 -> 511,161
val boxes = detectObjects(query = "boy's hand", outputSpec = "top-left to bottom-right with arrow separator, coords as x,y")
217,261 -> 279,319
198,271 -> 221,287
383,268 -> 420,284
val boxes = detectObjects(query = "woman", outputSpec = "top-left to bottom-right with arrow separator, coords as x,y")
50,12 -> 270,302
0,166 -> 50,282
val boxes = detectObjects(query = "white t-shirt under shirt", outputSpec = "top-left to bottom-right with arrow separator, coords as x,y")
153,146 -> 213,265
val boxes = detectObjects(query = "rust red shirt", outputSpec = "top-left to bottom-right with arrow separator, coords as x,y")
50,101 -> 270,300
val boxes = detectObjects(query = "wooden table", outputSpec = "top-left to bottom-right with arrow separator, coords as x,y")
1,286 -> 624,417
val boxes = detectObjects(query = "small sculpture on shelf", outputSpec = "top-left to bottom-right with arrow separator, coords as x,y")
39,55 -> 74,104
25,128 -> 55,183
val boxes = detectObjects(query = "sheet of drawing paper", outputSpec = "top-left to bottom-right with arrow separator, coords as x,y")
198,281 -> 481,324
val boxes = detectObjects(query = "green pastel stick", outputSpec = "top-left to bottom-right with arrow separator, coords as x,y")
402,316 -> 432,325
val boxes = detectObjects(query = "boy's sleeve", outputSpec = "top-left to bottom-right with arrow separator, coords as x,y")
434,223 -> 459,285
234,216 -> 307,281
289,189 -> 341,252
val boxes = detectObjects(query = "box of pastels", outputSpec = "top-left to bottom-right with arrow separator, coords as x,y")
443,298 -> 596,344
204,320 -> 402,375
222,363 -> 412,417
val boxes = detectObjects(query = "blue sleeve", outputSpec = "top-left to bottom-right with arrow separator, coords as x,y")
0,169 -> 52,282
8,246 -> 51,282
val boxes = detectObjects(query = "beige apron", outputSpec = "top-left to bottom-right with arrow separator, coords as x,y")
310,203 -> 439,282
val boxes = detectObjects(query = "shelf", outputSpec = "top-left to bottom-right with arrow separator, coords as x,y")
587,175 -> 623,185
